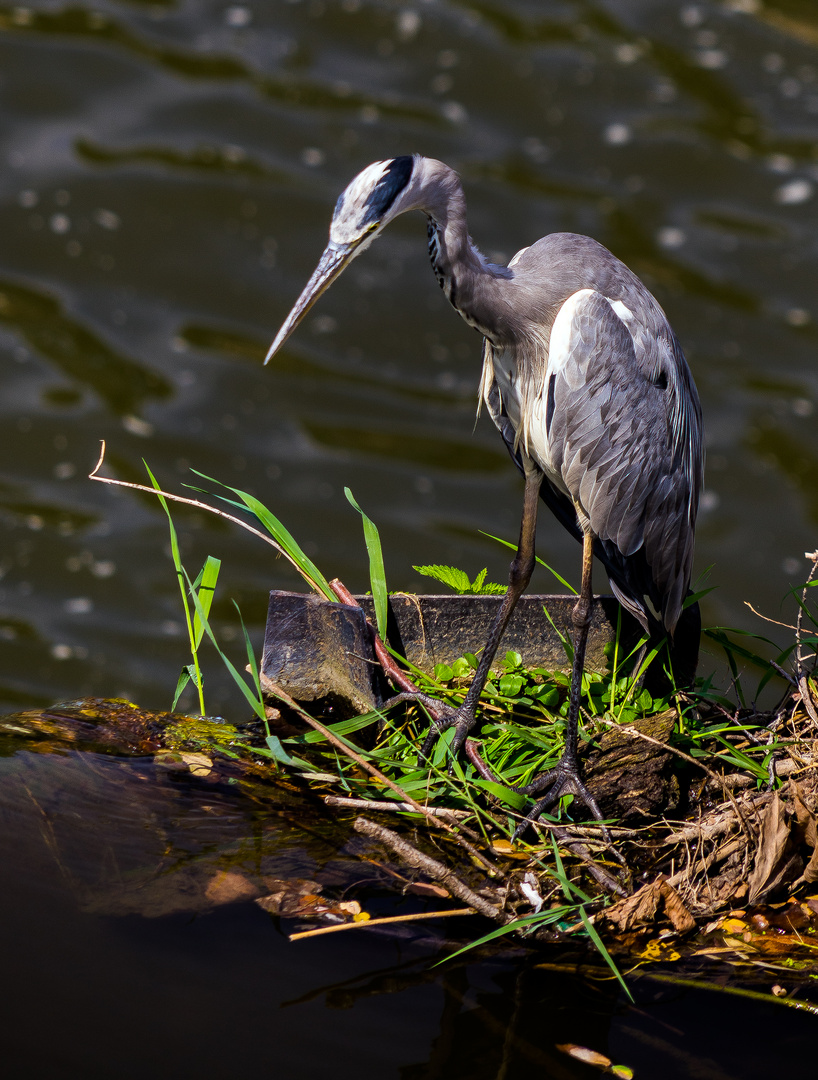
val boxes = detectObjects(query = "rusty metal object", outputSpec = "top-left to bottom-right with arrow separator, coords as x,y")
262,591 -> 647,715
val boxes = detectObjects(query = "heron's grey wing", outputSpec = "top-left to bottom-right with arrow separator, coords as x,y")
546,291 -> 701,634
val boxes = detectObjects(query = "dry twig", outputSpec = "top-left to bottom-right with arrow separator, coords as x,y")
288,907 -> 476,941
88,440 -> 329,594
324,796 -> 470,819
795,551 -> 818,729
353,816 -> 506,922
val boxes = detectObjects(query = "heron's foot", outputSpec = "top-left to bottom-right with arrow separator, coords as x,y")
381,691 -> 477,764
512,754 -> 612,847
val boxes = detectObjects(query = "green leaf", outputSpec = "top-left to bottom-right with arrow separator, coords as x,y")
499,673 -> 524,697
192,556 -> 221,650
344,488 -> 388,640
434,663 -> 454,683
182,566 -> 267,724
530,685 -> 560,707
145,462 -> 206,716
172,664 -> 196,711
265,734 -> 313,769
470,568 -> 506,595
473,778 -> 526,810
413,564 -> 472,593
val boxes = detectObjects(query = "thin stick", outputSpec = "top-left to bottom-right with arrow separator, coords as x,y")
795,551 -> 818,729
288,907 -> 476,941
354,816 -> 506,922
88,440 -> 327,595
744,602 -> 797,633
260,676 -> 498,875
324,796 -> 470,819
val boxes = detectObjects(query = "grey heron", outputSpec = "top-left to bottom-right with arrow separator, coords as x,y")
265,155 -> 703,835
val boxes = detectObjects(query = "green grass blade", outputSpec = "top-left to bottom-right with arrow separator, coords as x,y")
172,665 -> 195,712
232,738 -> 314,770
264,733 -> 313,769
188,470 -> 335,600
193,556 -> 221,650
145,462 -> 206,715
345,487 -> 388,640
579,907 -> 633,1001
435,907 -> 575,964
234,600 -> 262,690
480,531 -> 577,594
473,778 -> 527,811
182,566 -> 267,724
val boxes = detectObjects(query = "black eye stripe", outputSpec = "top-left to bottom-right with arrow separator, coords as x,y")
360,156 -> 414,225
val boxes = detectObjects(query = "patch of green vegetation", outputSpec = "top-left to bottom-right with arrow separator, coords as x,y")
413,564 -> 506,595
163,716 -> 241,753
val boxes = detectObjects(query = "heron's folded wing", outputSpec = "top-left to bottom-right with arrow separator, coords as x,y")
547,290 -> 699,631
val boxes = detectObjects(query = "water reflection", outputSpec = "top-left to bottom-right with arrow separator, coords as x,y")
0,742 -> 814,1079
0,1 -> 817,716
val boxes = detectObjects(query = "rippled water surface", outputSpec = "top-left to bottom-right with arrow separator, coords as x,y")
3,0 -> 818,1071
2,0 -> 818,713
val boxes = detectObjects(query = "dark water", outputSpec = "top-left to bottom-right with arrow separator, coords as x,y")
2,1 -> 818,1073
1,746 -> 814,1079
2,0 -> 818,714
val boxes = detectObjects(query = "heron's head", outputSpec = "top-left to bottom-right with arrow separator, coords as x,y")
265,156 -> 417,363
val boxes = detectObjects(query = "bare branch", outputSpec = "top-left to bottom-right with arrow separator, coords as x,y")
88,439 -> 327,595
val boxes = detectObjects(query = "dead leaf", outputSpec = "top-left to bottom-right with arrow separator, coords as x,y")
492,839 -> 515,854
405,881 -> 450,899
604,880 -> 661,931
791,782 -> 818,887
639,941 -> 681,961
748,793 -> 802,903
718,917 -> 750,934
556,1044 -> 611,1068
255,878 -> 366,924
722,935 -> 756,952
180,752 -> 213,777
750,934 -> 817,957
604,876 -> 694,934
336,900 -> 362,916
656,878 -> 696,933
204,870 -> 260,905
256,878 -> 324,916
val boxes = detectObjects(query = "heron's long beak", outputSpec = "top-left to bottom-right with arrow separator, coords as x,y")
264,241 -> 355,365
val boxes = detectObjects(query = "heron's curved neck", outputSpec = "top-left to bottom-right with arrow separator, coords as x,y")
412,161 -> 512,344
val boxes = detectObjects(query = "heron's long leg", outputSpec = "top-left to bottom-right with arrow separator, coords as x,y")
511,526 -> 611,841
415,464 -> 542,760
565,525 -> 595,765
